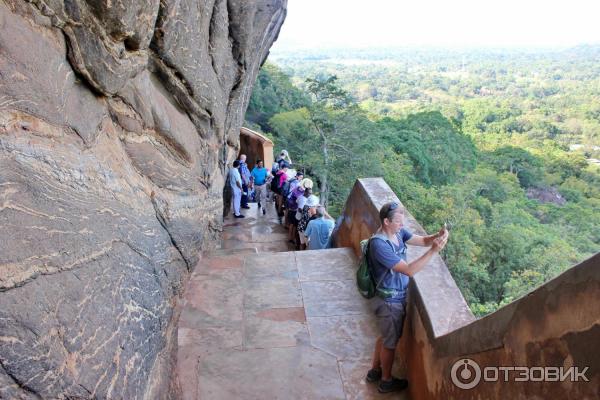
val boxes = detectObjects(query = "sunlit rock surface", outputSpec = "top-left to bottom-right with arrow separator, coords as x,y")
0,0 -> 286,397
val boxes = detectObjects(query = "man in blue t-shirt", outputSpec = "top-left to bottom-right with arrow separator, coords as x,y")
304,206 -> 335,250
250,159 -> 269,215
366,201 -> 449,394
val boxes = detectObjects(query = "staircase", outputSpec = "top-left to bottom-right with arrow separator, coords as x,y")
177,203 -> 408,399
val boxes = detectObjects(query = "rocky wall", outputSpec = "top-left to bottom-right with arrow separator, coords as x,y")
0,0 -> 286,398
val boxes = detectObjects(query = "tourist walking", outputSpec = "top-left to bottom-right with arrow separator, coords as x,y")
251,159 -> 269,215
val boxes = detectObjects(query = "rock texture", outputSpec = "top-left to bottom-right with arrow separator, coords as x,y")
0,0 -> 286,398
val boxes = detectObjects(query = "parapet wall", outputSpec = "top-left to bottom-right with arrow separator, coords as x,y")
332,178 -> 600,399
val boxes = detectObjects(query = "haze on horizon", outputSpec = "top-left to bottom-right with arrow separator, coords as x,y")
272,0 -> 600,52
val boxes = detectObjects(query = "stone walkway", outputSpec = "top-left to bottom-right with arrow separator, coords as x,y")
177,203 -> 408,399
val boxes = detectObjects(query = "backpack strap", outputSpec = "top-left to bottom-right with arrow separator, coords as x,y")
367,233 -> 395,292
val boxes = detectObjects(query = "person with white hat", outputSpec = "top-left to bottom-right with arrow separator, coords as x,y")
296,189 -> 319,250
278,149 -> 292,164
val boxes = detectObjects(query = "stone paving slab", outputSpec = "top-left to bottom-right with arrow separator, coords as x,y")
244,308 -> 310,349
245,252 -> 299,278
192,253 -> 245,276
221,202 -> 295,252
177,202 -> 410,399
302,279 -> 371,317
179,274 -> 244,328
308,314 -> 380,360
178,324 -> 244,400
197,346 -> 346,400
244,276 -> 303,310
297,247 -> 357,282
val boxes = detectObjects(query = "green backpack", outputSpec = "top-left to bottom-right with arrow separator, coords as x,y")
356,233 -> 393,299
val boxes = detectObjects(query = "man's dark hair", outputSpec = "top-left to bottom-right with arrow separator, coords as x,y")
233,160 -> 240,168
256,159 -> 263,164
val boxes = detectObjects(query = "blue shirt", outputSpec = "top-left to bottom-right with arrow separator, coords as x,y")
305,217 -> 335,250
251,167 -> 268,185
368,229 -> 413,303
239,161 -> 251,184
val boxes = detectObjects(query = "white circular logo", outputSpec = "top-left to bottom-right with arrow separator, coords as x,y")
451,358 -> 481,389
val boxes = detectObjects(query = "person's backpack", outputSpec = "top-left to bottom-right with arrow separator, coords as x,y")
270,173 -> 281,193
356,233 -> 393,299
280,180 -> 291,197
286,187 -> 302,210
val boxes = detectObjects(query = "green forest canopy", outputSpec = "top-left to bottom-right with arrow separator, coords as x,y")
244,47 -> 600,316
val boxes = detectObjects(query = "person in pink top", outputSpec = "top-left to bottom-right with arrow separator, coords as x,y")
273,163 -> 289,223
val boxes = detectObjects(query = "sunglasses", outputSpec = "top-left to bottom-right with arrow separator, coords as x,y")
385,202 -> 400,218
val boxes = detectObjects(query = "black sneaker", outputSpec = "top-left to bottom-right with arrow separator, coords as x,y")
378,377 -> 408,393
366,368 -> 382,383
262,208 -> 266,215
234,214 -> 245,218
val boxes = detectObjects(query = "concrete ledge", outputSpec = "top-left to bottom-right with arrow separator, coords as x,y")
332,178 -> 475,339
332,177 -> 600,399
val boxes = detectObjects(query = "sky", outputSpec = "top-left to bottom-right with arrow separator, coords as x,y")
271,0 -> 600,51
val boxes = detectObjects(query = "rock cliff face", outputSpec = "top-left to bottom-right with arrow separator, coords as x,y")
0,0 -> 286,398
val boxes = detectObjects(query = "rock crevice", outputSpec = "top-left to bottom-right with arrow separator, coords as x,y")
0,0 -> 287,398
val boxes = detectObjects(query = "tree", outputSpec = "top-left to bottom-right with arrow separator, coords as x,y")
304,76 -> 361,206
269,76 -> 382,209
246,62 -> 310,131
376,112 -> 477,186
486,146 -> 542,188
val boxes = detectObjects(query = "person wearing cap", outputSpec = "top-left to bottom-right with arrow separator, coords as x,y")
251,159 -> 269,215
365,201 -> 448,393
304,205 -> 335,250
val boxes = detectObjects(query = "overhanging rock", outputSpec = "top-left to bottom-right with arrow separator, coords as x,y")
0,0 -> 287,398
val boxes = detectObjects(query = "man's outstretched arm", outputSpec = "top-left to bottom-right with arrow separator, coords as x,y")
391,234 -> 448,276
406,225 -> 447,247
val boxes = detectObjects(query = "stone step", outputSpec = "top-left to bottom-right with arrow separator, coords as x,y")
220,202 -> 296,253
205,247 -> 258,257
